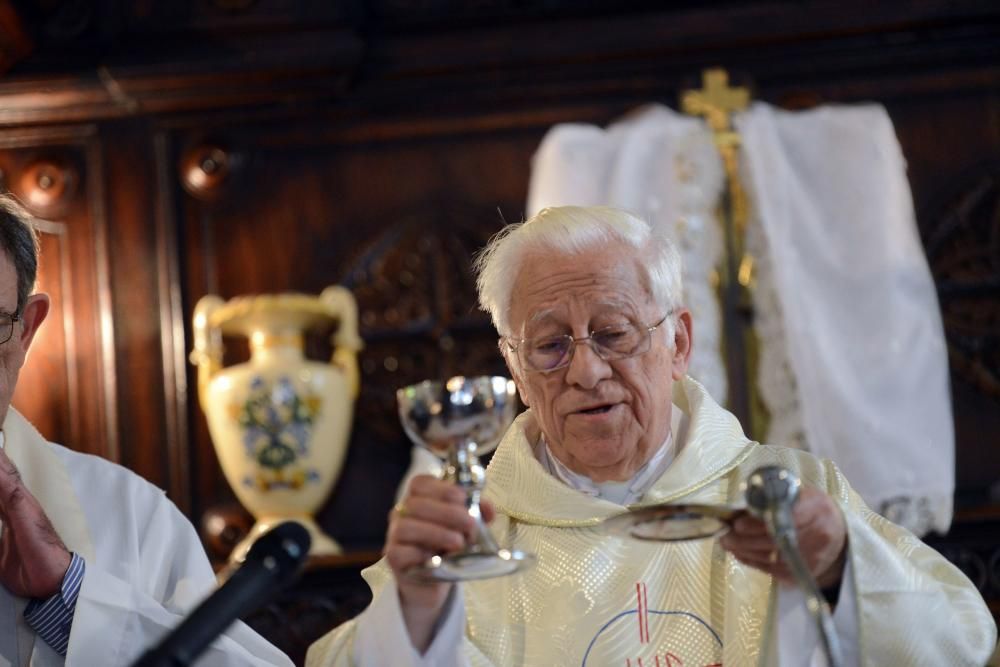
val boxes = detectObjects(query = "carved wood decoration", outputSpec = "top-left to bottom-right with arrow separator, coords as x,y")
179,143 -> 241,201
924,166 -> 1000,399
343,205 -> 509,442
920,163 -> 1000,498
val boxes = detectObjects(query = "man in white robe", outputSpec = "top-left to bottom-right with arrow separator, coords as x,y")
307,205 -> 997,666
0,196 -> 292,666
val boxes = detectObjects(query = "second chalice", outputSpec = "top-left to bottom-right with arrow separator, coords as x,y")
397,375 -> 534,581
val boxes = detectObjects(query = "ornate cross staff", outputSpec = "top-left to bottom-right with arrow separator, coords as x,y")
681,68 -> 768,439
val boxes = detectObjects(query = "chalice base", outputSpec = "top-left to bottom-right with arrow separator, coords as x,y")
406,548 -> 535,582
229,516 -> 342,564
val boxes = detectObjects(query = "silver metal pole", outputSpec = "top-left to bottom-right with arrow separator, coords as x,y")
745,466 -> 843,667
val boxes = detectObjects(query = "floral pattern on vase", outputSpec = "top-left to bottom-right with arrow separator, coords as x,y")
236,376 -> 323,492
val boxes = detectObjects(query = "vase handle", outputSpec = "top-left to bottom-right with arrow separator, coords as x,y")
190,295 -> 226,410
320,286 -> 363,399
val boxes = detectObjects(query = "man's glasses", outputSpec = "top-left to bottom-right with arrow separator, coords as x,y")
504,312 -> 672,374
0,312 -> 19,345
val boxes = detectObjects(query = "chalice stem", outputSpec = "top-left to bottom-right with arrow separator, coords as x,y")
396,376 -> 533,581
445,442 -> 498,553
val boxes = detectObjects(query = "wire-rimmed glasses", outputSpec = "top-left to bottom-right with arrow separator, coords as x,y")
0,312 -> 19,345
503,311 -> 673,374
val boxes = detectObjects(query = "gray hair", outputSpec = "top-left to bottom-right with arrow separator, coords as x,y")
474,206 -> 684,338
0,196 -> 40,316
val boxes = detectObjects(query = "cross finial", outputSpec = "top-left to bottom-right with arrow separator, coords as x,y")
681,68 -> 750,132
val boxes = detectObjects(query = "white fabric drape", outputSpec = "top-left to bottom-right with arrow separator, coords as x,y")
526,101 -> 953,535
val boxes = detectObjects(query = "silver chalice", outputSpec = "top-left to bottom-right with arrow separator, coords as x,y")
396,375 -> 534,581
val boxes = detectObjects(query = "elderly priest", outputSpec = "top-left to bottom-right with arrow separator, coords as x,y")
307,206 -> 996,666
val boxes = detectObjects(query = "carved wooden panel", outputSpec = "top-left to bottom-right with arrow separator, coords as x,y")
923,166 -> 1000,398
0,127 -> 117,462
344,205 -> 510,442
96,122 -> 191,506
919,163 -> 1000,496
242,553 -> 379,667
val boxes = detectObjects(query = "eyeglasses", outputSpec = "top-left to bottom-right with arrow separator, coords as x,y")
503,312 -> 672,374
0,312 -> 19,345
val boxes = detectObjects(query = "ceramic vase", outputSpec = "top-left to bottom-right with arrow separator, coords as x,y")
191,287 -> 362,562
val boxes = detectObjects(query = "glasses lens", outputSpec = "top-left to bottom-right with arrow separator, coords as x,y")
592,323 -> 645,358
524,335 -> 570,372
0,315 -> 12,344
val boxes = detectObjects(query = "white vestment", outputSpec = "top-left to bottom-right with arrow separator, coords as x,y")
307,377 -> 995,666
0,407 -> 293,667
527,102 -> 953,536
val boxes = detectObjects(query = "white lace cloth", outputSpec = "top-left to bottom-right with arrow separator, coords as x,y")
525,102 -> 953,536
736,103 -> 952,535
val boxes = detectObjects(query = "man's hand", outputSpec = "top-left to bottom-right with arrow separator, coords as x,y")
0,448 -> 71,599
719,486 -> 847,589
385,474 -> 495,653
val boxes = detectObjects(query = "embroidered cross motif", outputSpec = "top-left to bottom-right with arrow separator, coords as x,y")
581,580 -> 723,667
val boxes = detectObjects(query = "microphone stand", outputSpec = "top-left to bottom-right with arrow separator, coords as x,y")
745,466 -> 843,667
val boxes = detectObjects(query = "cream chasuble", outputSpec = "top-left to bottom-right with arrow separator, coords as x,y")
308,377 -> 996,666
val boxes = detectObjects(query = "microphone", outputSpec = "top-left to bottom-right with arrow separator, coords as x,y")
132,521 -> 311,667
744,465 -> 801,540
744,466 -> 843,667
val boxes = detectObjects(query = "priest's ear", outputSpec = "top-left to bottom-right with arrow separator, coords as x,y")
499,338 -> 531,408
13,293 -> 49,365
670,309 -> 693,381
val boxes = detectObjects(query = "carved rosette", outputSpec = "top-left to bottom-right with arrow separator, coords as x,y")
16,157 -> 79,216
179,143 -> 242,201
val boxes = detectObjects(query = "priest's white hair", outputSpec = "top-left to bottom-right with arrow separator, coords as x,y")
473,206 -> 684,341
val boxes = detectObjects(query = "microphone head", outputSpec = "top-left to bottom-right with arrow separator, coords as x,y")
244,521 -> 311,586
744,465 -> 801,517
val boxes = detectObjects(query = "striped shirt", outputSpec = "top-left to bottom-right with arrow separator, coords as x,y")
23,553 -> 85,656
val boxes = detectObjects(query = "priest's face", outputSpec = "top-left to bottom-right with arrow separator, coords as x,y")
504,242 -> 692,483
0,250 -> 48,426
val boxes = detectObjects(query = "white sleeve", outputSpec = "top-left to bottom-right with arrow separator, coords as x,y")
775,559 -> 860,667
64,471 -> 292,667
69,568 -> 292,667
352,580 -> 469,667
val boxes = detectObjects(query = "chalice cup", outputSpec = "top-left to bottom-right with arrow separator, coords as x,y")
396,375 -> 535,581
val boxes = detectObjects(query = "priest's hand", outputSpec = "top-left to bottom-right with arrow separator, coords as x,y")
0,448 -> 71,599
719,486 -> 847,589
386,474 -> 495,653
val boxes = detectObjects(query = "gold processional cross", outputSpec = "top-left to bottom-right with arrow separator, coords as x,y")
681,68 -> 769,440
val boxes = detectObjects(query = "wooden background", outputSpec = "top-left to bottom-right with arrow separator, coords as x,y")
0,0 -> 998,657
